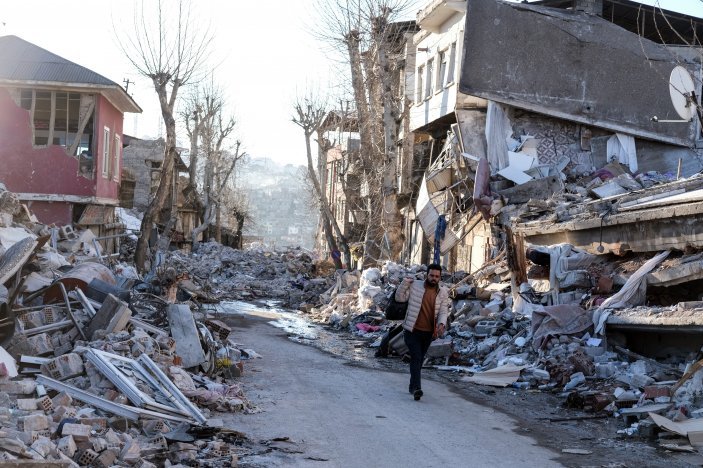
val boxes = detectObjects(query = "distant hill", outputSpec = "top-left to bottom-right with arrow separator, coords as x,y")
238,158 -> 318,249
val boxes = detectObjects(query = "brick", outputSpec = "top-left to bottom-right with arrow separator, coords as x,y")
426,337 -> 453,357
204,319 -> 231,340
52,405 -> 77,422
92,437 -> 108,452
61,422 -> 91,441
120,439 -> 142,462
79,417 -> 107,430
37,395 -> 53,412
644,385 -> 671,399
41,353 -> 84,381
76,448 -> 99,465
26,333 -> 54,356
57,435 -> 77,458
29,430 -> 51,442
18,414 -> 50,431
58,225 -> 76,240
142,419 -> 165,435
51,391 -> 73,407
30,436 -> 53,458
16,398 -> 38,410
94,448 -> 118,468
53,342 -> 74,357
0,379 -> 36,395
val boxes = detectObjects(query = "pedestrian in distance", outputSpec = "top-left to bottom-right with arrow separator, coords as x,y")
395,263 -> 450,401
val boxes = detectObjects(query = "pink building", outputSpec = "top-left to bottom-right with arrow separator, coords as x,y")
0,35 -> 141,226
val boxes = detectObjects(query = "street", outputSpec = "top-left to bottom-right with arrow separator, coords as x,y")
221,305 -> 562,467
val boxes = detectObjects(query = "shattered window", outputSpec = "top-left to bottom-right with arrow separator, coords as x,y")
16,88 -> 94,156
446,42 -> 456,85
113,134 -> 121,182
102,127 -> 110,178
33,91 -> 51,145
437,51 -> 447,92
19,90 -> 32,110
425,59 -> 434,99
417,65 -> 424,102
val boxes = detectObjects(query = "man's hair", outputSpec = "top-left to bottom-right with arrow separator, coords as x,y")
426,263 -> 442,274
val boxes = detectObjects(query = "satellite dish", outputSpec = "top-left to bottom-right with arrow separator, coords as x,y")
669,66 -> 696,121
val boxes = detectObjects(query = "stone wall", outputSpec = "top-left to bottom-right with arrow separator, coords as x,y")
121,138 -> 165,211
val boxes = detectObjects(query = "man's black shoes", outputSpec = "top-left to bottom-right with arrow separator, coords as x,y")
413,389 -> 423,401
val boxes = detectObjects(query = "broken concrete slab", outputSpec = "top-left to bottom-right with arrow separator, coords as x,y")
460,364 -> 525,387
167,304 -> 206,369
86,293 -> 131,340
40,353 -> 84,381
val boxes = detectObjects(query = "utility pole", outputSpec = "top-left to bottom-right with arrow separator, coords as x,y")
123,78 -> 134,93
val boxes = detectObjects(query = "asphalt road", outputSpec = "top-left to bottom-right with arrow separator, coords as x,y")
221,306 -> 563,467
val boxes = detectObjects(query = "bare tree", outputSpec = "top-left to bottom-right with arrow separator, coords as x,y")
292,94 -> 351,269
118,0 -> 212,272
311,0 -> 416,266
188,83 -> 243,247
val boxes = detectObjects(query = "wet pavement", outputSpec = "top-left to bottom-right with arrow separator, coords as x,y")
215,300 -> 374,363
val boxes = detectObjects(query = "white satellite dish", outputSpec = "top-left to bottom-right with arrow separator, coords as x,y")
669,66 -> 696,121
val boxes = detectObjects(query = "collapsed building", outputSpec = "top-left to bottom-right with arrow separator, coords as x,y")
402,0 -> 703,350
0,180 -> 336,465
0,35 -> 142,256
308,0 -> 703,452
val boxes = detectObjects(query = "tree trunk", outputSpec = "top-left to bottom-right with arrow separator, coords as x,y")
375,18 -> 402,260
134,82 -> 178,272
189,110 -> 199,188
215,202 -> 222,243
233,210 -> 245,249
304,131 -> 349,269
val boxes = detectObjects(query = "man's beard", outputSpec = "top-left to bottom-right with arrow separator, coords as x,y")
425,278 -> 438,287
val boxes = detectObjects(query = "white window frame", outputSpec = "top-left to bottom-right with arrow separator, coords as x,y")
425,58 -> 434,100
437,50 -> 447,93
446,42 -> 457,86
102,127 -> 110,178
113,134 -> 121,182
416,65 -> 425,103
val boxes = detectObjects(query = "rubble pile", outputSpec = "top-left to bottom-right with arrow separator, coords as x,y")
0,188 -> 262,466
160,242 -> 332,309
307,247 -> 703,450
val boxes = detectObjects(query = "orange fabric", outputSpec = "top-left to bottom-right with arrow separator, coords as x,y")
413,286 -> 437,332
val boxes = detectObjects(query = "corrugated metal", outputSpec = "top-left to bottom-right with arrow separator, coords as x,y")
0,35 -> 116,86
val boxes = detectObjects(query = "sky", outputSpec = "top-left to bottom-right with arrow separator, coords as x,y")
3,0 -> 703,166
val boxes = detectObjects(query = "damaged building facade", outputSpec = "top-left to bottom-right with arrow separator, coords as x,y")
120,136 -> 200,248
0,35 -> 141,232
398,0 -> 703,351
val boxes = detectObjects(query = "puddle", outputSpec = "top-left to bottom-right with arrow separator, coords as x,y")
218,300 -> 319,340
214,300 -> 376,363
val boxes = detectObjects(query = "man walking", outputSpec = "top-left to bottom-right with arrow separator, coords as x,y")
395,263 -> 450,401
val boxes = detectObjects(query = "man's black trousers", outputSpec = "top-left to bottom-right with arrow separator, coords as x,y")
404,329 -> 433,391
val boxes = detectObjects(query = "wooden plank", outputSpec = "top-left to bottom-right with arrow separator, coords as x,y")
167,304 -> 206,368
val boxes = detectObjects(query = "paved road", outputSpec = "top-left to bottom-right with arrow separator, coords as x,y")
222,306 -> 563,467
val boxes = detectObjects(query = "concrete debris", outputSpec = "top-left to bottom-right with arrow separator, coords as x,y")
304,242 -> 703,445
0,186 -> 274,466
159,241 -> 332,310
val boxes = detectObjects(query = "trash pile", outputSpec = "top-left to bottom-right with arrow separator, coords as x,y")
0,187 -> 263,466
160,241 -> 333,309
306,248 -> 703,451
